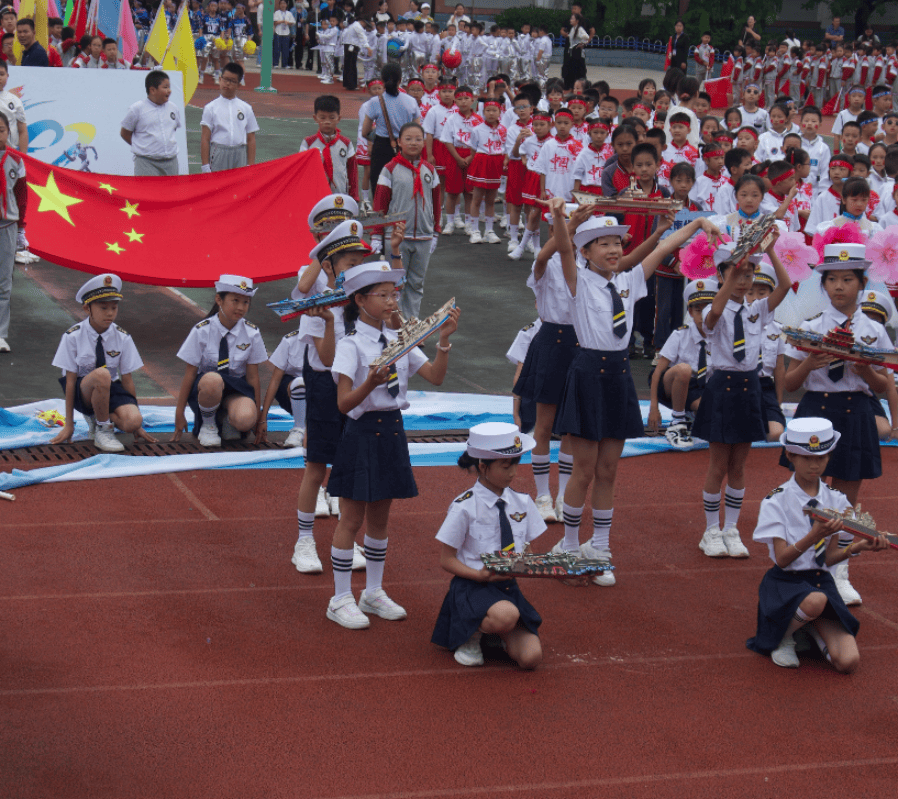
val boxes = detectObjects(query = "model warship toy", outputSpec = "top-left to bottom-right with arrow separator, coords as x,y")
266,274 -> 349,322
371,298 -> 456,367
481,551 -> 614,580
802,504 -> 898,551
782,323 -> 898,371
729,213 -> 778,263
313,209 -> 406,233
572,177 -> 683,216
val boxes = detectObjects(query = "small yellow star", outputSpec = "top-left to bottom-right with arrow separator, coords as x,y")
98,182 -> 117,194
106,242 -> 125,255
28,173 -> 83,226
124,229 -> 144,243
120,200 -> 140,219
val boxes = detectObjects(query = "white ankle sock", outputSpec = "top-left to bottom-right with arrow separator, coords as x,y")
484,216 -> 494,234
297,509 -> 314,540
199,403 -> 219,426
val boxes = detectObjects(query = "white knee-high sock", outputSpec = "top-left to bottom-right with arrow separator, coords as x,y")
557,451 -> 573,499
331,546 -> 354,599
364,535 -> 387,592
531,453 -> 550,497
289,376 -> 306,428
591,508 -> 613,550
724,486 -> 745,529
703,490 -> 721,529
562,502 -> 583,551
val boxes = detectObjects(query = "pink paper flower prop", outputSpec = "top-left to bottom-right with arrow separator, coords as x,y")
774,232 -> 818,284
811,221 -> 865,263
866,227 -> 898,284
680,231 -> 731,280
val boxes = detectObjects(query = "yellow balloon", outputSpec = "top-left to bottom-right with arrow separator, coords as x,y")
243,40 -> 257,55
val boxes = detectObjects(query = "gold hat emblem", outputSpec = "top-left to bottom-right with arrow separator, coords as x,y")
514,436 -> 521,448
868,292 -> 877,300
240,281 -> 248,290
351,222 -> 359,235
839,250 -> 849,261
104,276 -> 113,286
335,196 -> 344,207
808,435 -> 820,449
696,281 -> 704,290
381,264 -> 390,270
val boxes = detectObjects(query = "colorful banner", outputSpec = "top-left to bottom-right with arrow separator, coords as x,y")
10,65 -> 189,175
22,149 -> 330,286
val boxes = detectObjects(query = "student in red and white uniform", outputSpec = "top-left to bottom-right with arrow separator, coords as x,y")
662,111 -> 699,168
465,99 -> 507,244
71,35 -> 107,68
532,107 -> 583,202
357,80 -> 384,211
503,91 -> 533,254
299,95 -> 358,199
567,96 -> 590,146
806,154 -> 854,236
572,119 -> 610,198
764,160 -> 801,231
423,78 -> 458,221
689,143 -> 728,212
439,86 -> 483,235
512,110 -> 553,259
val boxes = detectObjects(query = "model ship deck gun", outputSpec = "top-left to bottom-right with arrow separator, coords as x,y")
481,551 -> 614,582
371,298 -> 456,367
802,505 -> 898,551
572,177 -> 683,216
267,274 -> 349,322
782,324 -> 898,372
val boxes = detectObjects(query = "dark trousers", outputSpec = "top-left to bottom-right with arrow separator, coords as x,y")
343,44 -> 359,89
273,34 -> 291,68
305,28 -> 319,70
370,135 -> 396,188
632,274 -> 656,350
653,274 -> 686,352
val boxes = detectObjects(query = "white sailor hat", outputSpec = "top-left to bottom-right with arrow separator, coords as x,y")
215,274 -> 257,296
310,219 -> 373,264
307,194 -> 360,230
713,241 -> 763,267
683,277 -> 718,307
816,242 -> 871,273
573,215 -> 629,248
752,260 -> 777,288
77,274 -> 123,305
466,422 -> 536,460
860,289 -> 895,324
542,202 -> 579,222
341,261 -> 405,295
779,417 -> 841,456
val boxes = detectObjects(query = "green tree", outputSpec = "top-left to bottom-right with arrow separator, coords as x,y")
807,0 -> 890,36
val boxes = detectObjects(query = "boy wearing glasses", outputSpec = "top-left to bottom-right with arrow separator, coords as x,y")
200,61 -> 259,172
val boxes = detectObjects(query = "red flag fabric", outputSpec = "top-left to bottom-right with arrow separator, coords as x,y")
70,0 -> 88,39
664,37 -> 672,72
821,90 -> 840,116
703,77 -> 731,109
23,151 -> 331,287
720,55 -> 734,79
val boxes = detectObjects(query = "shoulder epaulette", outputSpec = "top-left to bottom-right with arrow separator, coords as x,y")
830,487 -> 844,496
764,487 -> 785,500
195,319 -> 211,329
116,325 -> 128,335
285,330 -> 300,338
805,312 -> 823,321
65,323 -> 81,334
677,324 -> 689,331
244,321 -> 258,330
522,322 -> 535,332
454,490 -> 473,503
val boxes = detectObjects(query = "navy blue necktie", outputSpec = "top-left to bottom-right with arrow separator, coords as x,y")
378,334 -> 400,398
608,283 -> 627,338
696,340 -> 707,388
733,306 -> 745,362
806,498 -> 826,566
95,333 -> 106,370
495,498 -> 515,552
218,334 -> 230,375
828,319 -> 849,382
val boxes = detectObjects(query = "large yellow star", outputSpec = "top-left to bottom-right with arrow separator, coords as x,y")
28,173 -> 83,226
121,200 -> 140,219
106,242 -> 125,255
98,182 -> 117,195
124,228 -> 144,243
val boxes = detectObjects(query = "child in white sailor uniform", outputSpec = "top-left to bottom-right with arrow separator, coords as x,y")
782,243 -> 893,606
325,261 -> 460,629
747,418 -> 889,672
545,198 -> 722,583
647,278 -> 718,450
173,274 -> 267,448
432,422 -> 545,669
859,290 -> 898,442
748,261 -> 787,442
50,274 -> 153,453
692,239 -> 791,559
506,318 -> 542,436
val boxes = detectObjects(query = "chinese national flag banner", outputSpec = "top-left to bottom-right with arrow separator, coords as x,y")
23,151 -> 331,287
663,37 -> 672,71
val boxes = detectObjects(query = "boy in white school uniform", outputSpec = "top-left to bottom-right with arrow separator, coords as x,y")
120,70 -> 182,176
200,62 -> 259,172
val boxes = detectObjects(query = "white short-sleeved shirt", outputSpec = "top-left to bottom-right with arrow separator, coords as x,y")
506,319 -> 542,364
785,305 -> 893,394
470,122 -> 507,156
753,476 -> 851,571
572,265 -> 648,351
268,328 -> 306,377
439,110 -> 483,150
832,109 -> 859,136
800,136 -> 832,189
422,102 -> 456,141
572,144 -> 606,188
436,481 -> 546,570
759,320 -> 784,378
0,91 -> 26,149
200,95 -> 260,146
121,98 -> 182,159
659,322 -> 709,376
528,254 -> 577,325
756,129 -> 786,162
805,190 -> 842,236
330,319 -> 429,419
176,315 -> 268,378
505,120 -> 532,160
713,181 -> 737,216
297,307 -> 344,372
702,296 -> 773,372
532,136 -> 584,201
738,106 -> 769,133
689,172 -> 729,213
52,321 -> 143,382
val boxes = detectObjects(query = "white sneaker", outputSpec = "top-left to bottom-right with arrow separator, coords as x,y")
16,229 -> 28,250
453,218 -> 466,232
834,560 -> 862,605
320,78 -> 333,84
721,524 -> 750,558
526,239 -> 540,255
358,587 -> 407,620
535,494 -> 557,522
14,250 -> 30,264
580,542 -> 616,586
221,418 -> 242,440
0,337 -> 8,353
482,230 -> 501,244
469,230 -> 483,244
315,486 -> 330,517
83,414 -> 96,437
551,538 -> 579,555
771,634 -> 799,668
351,541 -> 366,570
497,214 -> 508,228
198,424 -> 222,448
699,525 -> 728,557
554,494 -> 564,521
291,536 -> 323,573
284,426 -> 305,448
665,422 -> 694,450
93,422 -> 125,453
454,631 -> 484,666
507,238 -> 519,253
442,217 -> 454,235
508,242 -> 526,260
327,594 -> 370,629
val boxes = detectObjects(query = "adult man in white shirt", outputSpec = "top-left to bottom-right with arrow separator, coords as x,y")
120,71 -> 182,176
342,16 -> 369,90
201,62 -> 259,171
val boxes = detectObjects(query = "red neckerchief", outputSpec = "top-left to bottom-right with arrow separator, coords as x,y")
536,134 -> 551,142
555,134 -> 570,143
828,186 -> 842,201
612,164 -> 634,192
516,119 -> 530,127
589,143 -> 603,154
0,149 -> 7,217
726,177 -> 735,186
770,191 -> 785,202
314,131 -> 340,184
395,155 -> 425,196
440,100 -> 454,108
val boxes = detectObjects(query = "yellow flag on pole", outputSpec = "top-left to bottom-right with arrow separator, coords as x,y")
161,3 -> 199,105
144,2 -> 170,64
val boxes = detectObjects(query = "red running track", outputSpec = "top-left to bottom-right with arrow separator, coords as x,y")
1,448 -> 896,798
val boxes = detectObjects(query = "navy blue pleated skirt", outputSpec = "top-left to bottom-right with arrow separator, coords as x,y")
302,359 -> 344,465
327,410 -> 417,502
61,376 -> 138,417
746,566 -> 858,656
273,371 -> 302,416
647,367 -> 704,411
869,394 -> 887,419
188,371 -> 255,436
778,391 -> 881,481
691,369 -> 766,443
519,395 -> 536,435
554,349 -> 644,441
513,323 -> 580,406
759,375 -> 786,427
432,575 -> 542,651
